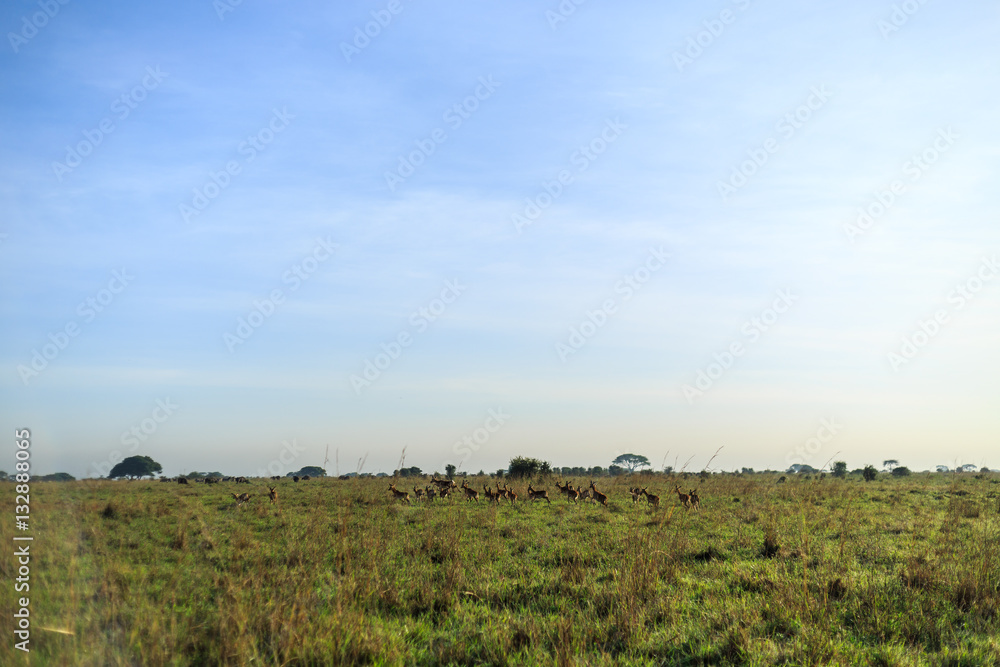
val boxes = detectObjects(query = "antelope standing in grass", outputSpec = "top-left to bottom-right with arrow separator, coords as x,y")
629,487 -> 642,504
503,483 -> 518,503
578,486 -> 593,503
438,486 -> 452,500
413,486 -> 425,501
388,483 -> 411,504
268,487 -> 278,504
688,489 -> 701,510
640,487 -> 660,508
589,481 -> 609,507
564,482 -> 580,503
231,492 -> 252,507
673,485 -> 691,509
425,486 -> 437,500
483,484 -> 499,504
526,484 -> 551,504
431,476 -> 457,491
461,480 -> 479,502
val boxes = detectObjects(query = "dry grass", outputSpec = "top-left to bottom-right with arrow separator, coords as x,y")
1,472 -> 998,665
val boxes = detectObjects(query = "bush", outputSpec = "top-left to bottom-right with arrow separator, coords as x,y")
508,456 -> 551,479
862,465 -> 878,482
832,461 -> 847,478
891,466 -> 911,477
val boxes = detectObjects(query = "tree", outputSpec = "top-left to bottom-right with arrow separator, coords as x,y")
611,453 -> 651,473
295,466 -> 327,477
445,464 -> 457,478
507,456 -> 551,479
39,472 -> 75,481
981,467 -> 991,474
394,466 -> 422,478
608,465 -> 626,476
891,466 -> 911,477
832,461 -> 847,478
936,465 -> 950,473
882,459 -> 899,472
108,456 -> 162,480
0,471 -> 8,481
862,465 -> 878,482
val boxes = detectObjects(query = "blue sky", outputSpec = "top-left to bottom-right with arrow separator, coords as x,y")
2,0 -> 998,478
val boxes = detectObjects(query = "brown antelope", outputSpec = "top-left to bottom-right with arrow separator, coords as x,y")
688,489 -> 701,509
503,483 -> 518,503
268,487 -> 278,504
589,481 -> 609,507
231,492 -> 251,507
629,487 -> 642,504
413,486 -> 425,501
564,482 -> 581,503
526,484 -> 551,504
438,486 -> 452,500
483,484 -> 500,504
578,486 -> 593,502
425,486 -> 437,500
388,483 -> 411,504
460,480 -> 479,502
431,476 -> 457,490
640,487 -> 660,508
673,485 -> 691,509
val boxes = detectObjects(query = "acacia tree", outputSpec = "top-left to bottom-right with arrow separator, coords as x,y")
611,453 -> 651,473
882,459 -> 899,472
108,456 -> 162,480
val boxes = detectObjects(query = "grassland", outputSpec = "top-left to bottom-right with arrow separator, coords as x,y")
2,472 -> 999,666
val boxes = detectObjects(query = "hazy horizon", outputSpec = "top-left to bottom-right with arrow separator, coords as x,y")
2,1 -> 998,480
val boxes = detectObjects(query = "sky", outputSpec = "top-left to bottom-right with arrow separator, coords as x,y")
1,0 -> 998,479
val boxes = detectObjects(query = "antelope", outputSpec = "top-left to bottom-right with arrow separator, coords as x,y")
629,487 -> 642,504
231,492 -> 252,507
688,489 -> 701,509
439,486 -> 452,500
578,486 -> 593,502
673,485 -> 691,509
268,487 -> 278,504
483,484 -> 499,504
425,486 -> 437,500
564,482 -> 580,503
526,484 -> 551,504
460,480 -> 479,502
413,486 -> 425,501
640,487 -> 660,508
235,476 -> 249,484
388,483 -> 411,504
503,483 -> 518,503
431,476 -> 457,490
589,481 -> 608,507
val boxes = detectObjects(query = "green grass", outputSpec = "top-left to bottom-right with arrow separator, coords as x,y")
3,473 -> 999,665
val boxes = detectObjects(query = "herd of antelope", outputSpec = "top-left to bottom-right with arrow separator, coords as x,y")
388,478 -> 704,510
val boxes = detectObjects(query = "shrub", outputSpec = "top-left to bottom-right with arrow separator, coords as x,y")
862,465 -> 878,482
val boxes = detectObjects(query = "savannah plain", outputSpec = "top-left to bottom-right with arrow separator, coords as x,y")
2,471 -> 999,666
